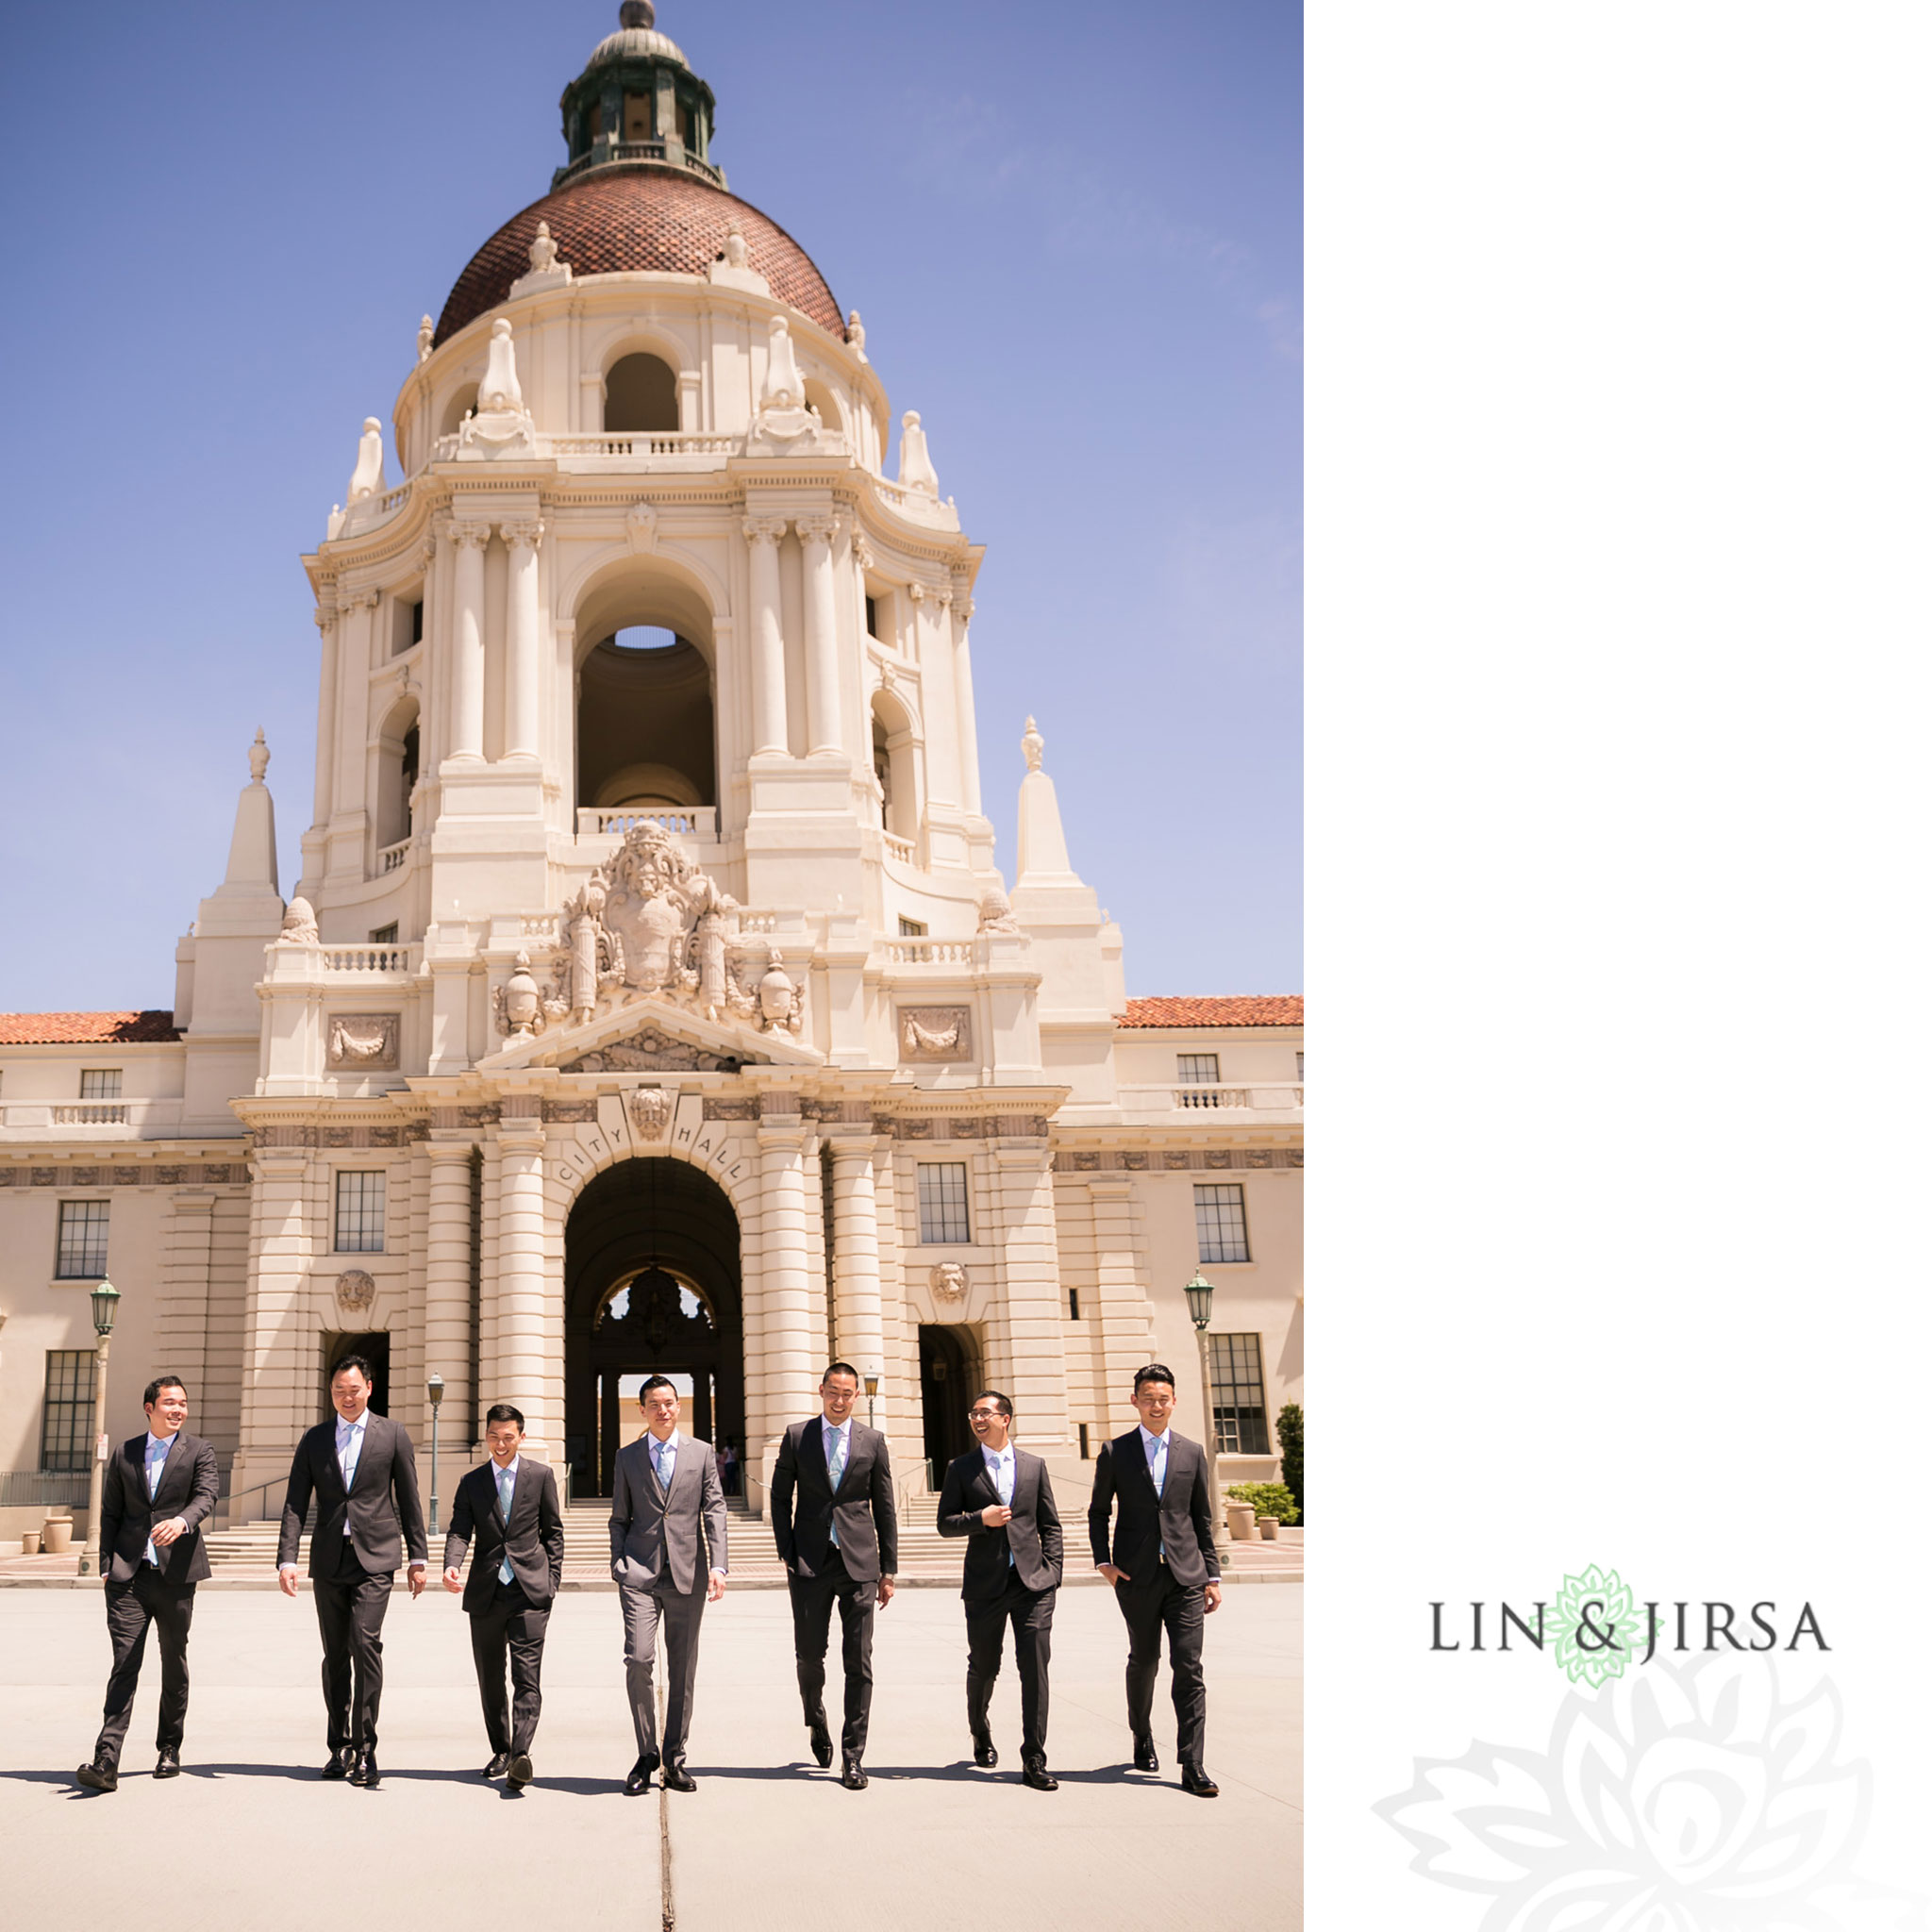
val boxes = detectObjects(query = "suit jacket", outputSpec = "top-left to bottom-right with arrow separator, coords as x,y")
1086,1428 -> 1222,1590
771,1416 -> 898,1582
937,1444 -> 1063,1599
442,1457 -> 566,1610
99,1431 -> 221,1587
608,1432 -> 727,1595
278,1411 -> 428,1579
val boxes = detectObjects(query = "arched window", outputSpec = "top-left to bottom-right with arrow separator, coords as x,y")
803,378 -> 843,434
440,383 -> 478,438
871,691 -> 917,841
604,354 -> 679,434
375,697 -> 421,854
578,627 -> 715,813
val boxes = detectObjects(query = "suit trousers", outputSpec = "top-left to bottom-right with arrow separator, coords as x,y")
788,1549 -> 876,1757
619,1581 -> 706,1765
95,1569 -> 195,1766
1116,1563 -> 1208,1769
468,1579 -> 551,1757
313,1556 -> 393,1752
965,1573 -> 1056,1765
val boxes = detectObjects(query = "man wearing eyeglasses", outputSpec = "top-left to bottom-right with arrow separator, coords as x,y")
1088,1363 -> 1224,1797
937,1389 -> 1063,1790
608,1374 -> 728,1793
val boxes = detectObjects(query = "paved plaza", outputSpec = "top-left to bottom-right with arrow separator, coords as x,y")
0,1579 -> 1301,1929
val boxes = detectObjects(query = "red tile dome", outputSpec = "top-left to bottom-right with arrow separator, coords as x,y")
434,167 -> 844,348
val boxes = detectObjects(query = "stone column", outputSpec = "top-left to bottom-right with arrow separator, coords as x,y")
502,519 -> 544,760
829,1137 -> 886,1426
993,1138 -> 1072,1452
495,1106 -> 550,1448
424,1141 -> 475,1440
232,1144 -> 312,1513
1090,1178 -> 1155,1423
757,1111 -> 816,1445
949,582 -> 983,816
744,515 -> 789,755
797,512 -> 842,757
448,522 -> 490,761
311,600 -> 339,825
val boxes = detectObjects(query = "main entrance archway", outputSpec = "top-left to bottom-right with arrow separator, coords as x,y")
565,1156 -> 743,1497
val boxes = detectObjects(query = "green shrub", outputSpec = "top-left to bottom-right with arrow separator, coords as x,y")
1227,1481 -> 1299,1524
1276,1402 -> 1304,1520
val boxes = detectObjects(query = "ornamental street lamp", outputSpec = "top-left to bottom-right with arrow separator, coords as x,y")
1184,1271 -> 1231,1561
862,1370 -> 879,1433
426,1373 -> 444,1537
76,1278 -> 122,1579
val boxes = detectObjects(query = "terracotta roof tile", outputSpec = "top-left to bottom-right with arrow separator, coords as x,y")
0,1011 -> 179,1045
437,168 -> 843,347
1117,997 -> 1303,1029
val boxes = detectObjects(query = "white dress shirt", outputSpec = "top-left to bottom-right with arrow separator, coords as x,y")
824,1421 -> 849,1547
983,1442 -> 1016,1566
1141,1425 -> 1172,1560
492,1454 -> 521,1584
143,1431 -> 176,1566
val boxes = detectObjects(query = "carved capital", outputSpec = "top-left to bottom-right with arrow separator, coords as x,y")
795,512 -> 838,547
742,514 -> 788,546
449,521 -> 492,551
502,518 -> 545,552
313,603 -> 338,636
340,587 -> 380,614
956,598 -> 974,625
908,581 -> 925,605
851,533 -> 874,571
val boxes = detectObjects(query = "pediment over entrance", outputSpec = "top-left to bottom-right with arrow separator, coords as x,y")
479,992 -> 822,1074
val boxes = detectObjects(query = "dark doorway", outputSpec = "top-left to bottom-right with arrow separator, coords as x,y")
918,1324 -> 981,1490
565,1158 -> 742,1497
323,1332 -> 391,1420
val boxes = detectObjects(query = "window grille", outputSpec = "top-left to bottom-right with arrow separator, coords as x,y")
56,1200 -> 110,1278
917,1162 -> 971,1244
334,1171 -> 387,1253
1193,1182 -> 1251,1264
79,1069 -> 123,1100
898,917 -> 927,937
1176,1054 -> 1220,1085
1208,1331 -> 1269,1455
369,923 -> 399,944
41,1350 -> 96,1472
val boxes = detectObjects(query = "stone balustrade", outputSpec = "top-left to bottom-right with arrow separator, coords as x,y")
575,806 -> 719,841
317,942 -> 419,974
377,838 -> 410,874
880,829 -> 916,864
883,938 -> 981,966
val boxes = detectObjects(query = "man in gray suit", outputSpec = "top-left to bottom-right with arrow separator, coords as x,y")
608,1374 -> 727,1793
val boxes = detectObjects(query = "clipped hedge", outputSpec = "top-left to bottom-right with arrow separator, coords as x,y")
1227,1481 -> 1299,1525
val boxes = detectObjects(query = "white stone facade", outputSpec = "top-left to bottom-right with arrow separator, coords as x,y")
0,8 -> 1301,1534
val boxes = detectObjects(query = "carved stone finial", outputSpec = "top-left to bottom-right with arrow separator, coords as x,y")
346,417 -> 384,505
478,318 -> 524,412
1023,716 -> 1044,773
620,0 -> 656,26
976,884 -> 1020,935
494,949 -> 543,1041
897,410 -> 940,497
724,219 -> 749,269
760,314 -> 803,410
276,896 -> 319,946
847,308 -> 867,360
248,729 -> 270,785
416,315 -> 434,362
528,220 -> 559,275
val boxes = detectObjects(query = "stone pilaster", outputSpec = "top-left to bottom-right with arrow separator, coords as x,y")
231,1147 -> 313,1513
447,521 -> 490,762
502,519 -> 544,760
744,515 -> 789,755
494,1105 -> 551,1449
797,512 -> 842,758
829,1137 -> 885,1427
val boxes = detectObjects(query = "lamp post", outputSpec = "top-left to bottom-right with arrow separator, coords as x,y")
862,1370 -> 879,1433
426,1373 -> 444,1538
1184,1270 -> 1231,1562
76,1278 -> 122,1578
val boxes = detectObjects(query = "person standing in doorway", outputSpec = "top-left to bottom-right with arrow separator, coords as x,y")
771,1362 -> 899,1790
277,1356 -> 428,1788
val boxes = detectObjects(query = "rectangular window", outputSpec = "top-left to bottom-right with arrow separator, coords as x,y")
334,1171 -> 387,1253
864,594 -> 879,639
916,1162 -> 971,1244
1194,1182 -> 1251,1264
1296,1050 -> 1305,1080
898,916 -> 927,937
1068,1288 -> 1081,1321
78,1069 -> 123,1100
369,923 -> 399,944
1209,1331 -> 1269,1455
1078,1422 -> 1091,1459
623,92 -> 653,142
40,1350 -> 97,1473
56,1200 -> 110,1279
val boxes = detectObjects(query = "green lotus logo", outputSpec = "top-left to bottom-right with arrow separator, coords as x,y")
1552,1563 -> 1646,1687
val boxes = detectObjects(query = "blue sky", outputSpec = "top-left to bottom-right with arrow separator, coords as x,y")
0,0 -> 1300,1011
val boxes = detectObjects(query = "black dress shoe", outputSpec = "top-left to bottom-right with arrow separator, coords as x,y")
841,1757 -> 868,1790
1180,1764 -> 1220,1797
1022,1760 -> 1058,1792
483,1752 -> 510,1779
75,1760 -> 118,1793
507,1754 -> 534,1789
808,1718 -> 833,1768
624,1753 -> 659,1795
321,1749 -> 352,1780
973,1739 -> 998,1768
1132,1738 -> 1160,1774
661,1763 -> 696,1792
155,1750 -> 181,1779
352,1750 -> 380,1790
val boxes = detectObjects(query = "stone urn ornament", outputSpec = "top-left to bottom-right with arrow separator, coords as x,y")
757,952 -> 801,1035
495,950 -> 543,1040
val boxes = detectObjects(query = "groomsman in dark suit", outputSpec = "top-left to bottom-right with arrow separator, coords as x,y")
441,1404 -> 566,1788
608,1374 -> 729,1793
772,1361 -> 899,1790
1088,1363 -> 1224,1797
75,1375 -> 220,1791
277,1355 -> 427,1788
936,1389 -> 1063,1790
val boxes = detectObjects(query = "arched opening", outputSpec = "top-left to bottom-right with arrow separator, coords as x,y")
803,377 -> 843,435
574,562 -> 718,819
566,1156 -> 743,1497
871,690 -> 917,840
604,353 -> 679,434
918,1324 -> 982,1489
441,383 -> 478,438
375,696 -> 420,851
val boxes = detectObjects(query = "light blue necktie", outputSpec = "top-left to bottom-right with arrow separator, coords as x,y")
990,1450 -> 1014,1565
496,1465 -> 515,1585
825,1426 -> 846,1547
144,1438 -> 168,1565
653,1435 -> 675,1491
1148,1432 -> 1168,1557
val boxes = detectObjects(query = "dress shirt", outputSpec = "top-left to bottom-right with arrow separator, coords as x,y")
648,1429 -> 679,1491
143,1431 -> 176,1567
982,1442 -> 1015,1565
336,1412 -> 369,1536
493,1455 -> 520,1584
824,1422 -> 849,1547
1141,1425 -> 1171,1560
